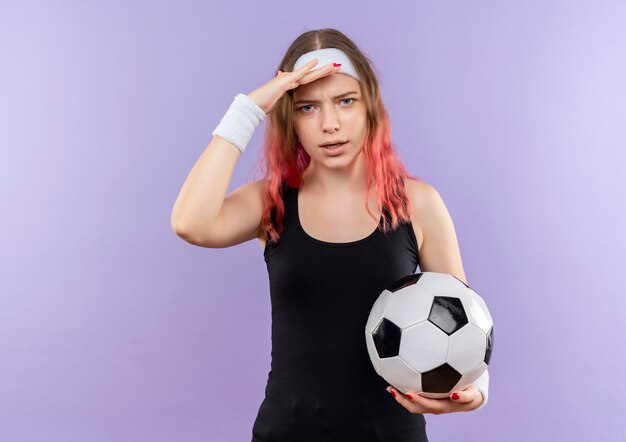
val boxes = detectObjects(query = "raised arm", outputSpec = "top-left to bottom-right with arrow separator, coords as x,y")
170,131 -> 266,248
171,58 -> 344,248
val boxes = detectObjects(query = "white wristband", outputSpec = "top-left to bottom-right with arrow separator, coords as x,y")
211,93 -> 266,153
472,368 -> 490,411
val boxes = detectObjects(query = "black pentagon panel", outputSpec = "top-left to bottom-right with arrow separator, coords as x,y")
428,296 -> 468,335
387,273 -> 423,293
484,326 -> 494,365
372,318 -> 402,358
421,363 -> 462,393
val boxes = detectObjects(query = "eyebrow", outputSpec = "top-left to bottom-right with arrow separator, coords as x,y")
294,91 -> 359,106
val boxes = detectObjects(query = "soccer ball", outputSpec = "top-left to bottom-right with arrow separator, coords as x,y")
365,272 -> 494,399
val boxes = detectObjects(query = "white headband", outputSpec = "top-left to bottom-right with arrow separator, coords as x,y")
293,48 -> 361,82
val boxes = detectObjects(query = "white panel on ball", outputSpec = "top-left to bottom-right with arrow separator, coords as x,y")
447,323 -> 488,373
452,362 -> 488,392
463,288 -> 493,332
385,286 -> 434,329
379,356 -> 422,395
399,321 -> 449,373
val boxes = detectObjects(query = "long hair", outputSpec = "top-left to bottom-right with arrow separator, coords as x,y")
253,28 -> 421,245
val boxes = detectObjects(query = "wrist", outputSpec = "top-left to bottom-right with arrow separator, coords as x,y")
211,93 -> 266,153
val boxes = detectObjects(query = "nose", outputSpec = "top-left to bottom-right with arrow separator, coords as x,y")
321,107 -> 340,132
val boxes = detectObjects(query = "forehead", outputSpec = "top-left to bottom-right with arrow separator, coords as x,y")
293,73 -> 361,99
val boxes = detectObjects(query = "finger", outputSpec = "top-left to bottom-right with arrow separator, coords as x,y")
293,58 -> 321,73
450,389 -> 474,403
274,58 -> 332,89
275,59 -> 317,81
387,387 -> 421,413
387,386 -> 451,415
298,62 -> 339,85
287,58 -> 338,85
402,390 -> 450,414
277,58 -> 333,90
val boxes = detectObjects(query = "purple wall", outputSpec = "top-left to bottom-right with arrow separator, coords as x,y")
1,1 -> 625,440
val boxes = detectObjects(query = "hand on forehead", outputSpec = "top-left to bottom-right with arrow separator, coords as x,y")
293,73 -> 361,103
293,47 -> 361,82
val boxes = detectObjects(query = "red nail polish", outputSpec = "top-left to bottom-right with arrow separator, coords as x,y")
404,393 -> 413,400
388,389 -> 396,398
333,63 -> 342,67
451,392 -> 460,400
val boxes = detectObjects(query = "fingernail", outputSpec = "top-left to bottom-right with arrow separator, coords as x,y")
333,63 -> 342,67
451,392 -> 460,400
388,389 -> 396,398
404,393 -> 413,400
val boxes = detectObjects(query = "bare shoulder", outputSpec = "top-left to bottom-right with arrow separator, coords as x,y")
405,178 -> 450,225
405,178 -> 467,282
405,178 -> 438,208
404,178 -> 440,252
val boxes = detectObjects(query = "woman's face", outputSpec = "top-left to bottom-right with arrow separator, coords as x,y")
292,73 -> 367,169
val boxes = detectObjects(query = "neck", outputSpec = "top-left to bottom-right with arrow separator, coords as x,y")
301,150 -> 370,195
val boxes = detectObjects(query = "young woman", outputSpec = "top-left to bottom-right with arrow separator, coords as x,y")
172,28 -> 489,442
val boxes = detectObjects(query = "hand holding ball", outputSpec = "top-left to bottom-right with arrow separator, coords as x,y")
365,272 -> 494,399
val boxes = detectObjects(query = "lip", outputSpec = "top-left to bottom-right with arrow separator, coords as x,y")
319,141 -> 348,156
319,139 -> 348,147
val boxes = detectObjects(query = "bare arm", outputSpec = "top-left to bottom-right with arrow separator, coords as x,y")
171,59 -> 342,248
406,179 -> 468,284
405,179 -> 489,411
171,135 -> 269,248
171,136 -> 239,239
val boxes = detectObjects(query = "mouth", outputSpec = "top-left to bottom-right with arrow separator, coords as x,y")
319,141 -> 348,150
319,141 -> 348,155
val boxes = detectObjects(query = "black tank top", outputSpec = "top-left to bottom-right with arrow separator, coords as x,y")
252,182 -> 428,442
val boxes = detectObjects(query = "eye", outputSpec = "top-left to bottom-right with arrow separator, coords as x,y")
296,98 -> 355,113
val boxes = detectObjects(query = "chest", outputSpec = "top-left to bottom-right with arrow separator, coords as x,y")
298,194 -> 381,243
258,191 -> 423,252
